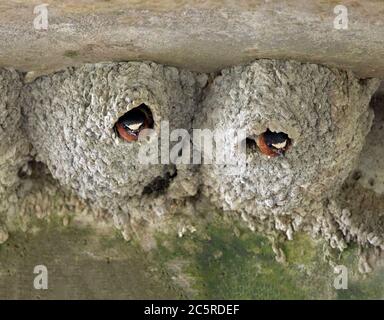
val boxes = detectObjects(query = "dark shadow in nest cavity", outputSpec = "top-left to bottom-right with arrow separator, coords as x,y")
142,171 -> 177,195
18,160 -> 49,180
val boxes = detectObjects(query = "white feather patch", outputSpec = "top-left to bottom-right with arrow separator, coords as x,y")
272,141 -> 287,149
127,123 -> 142,131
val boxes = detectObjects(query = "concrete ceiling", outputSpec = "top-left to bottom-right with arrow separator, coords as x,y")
0,0 -> 383,82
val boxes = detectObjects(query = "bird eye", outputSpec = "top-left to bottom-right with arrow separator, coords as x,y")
114,103 -> 154,142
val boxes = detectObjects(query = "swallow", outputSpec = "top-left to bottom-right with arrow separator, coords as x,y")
115,106 -> 153,142
256,129 -> 290,157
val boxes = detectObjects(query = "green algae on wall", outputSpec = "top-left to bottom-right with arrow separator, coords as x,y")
0,213 -> 383,299
154,222 -> 384,300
